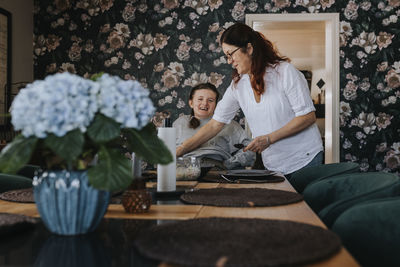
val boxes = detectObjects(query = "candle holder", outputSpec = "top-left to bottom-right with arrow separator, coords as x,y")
121,178 -> 151,213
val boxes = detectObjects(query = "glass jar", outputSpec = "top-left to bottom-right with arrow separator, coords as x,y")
187,156 -> 201,180
176,157 -> 186,181
176,156 -> 201,181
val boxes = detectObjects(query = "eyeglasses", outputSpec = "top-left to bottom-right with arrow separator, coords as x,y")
224,47 -> 241,61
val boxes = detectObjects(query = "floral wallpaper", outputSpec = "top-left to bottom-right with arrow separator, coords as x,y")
33,0 -> 400,175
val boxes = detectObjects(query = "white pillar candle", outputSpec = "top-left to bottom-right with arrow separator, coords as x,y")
157,127 -> 176,192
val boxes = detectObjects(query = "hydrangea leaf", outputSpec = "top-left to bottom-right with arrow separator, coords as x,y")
88,146 -> 132,191
44,129 -> 84,162
90,72 -> 104,81
0,135 -> 38,174
87,114 -> 120,143
124,123 -> 173,165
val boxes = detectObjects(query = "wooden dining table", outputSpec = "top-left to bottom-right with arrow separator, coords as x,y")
0,172 -> 359,266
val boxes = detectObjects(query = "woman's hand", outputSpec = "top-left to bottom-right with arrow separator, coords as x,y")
243,111 -> 316,154
243,135 -> 271,153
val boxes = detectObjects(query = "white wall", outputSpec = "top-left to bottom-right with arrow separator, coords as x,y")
253,21 -> 327,103
0,0 -> 34,85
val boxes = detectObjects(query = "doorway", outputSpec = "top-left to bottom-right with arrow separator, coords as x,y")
246,13 -> 339,163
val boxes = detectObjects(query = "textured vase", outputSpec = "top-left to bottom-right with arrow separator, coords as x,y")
33,170 -> 110,235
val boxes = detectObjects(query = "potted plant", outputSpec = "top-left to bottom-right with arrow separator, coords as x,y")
0,72 -> 173,235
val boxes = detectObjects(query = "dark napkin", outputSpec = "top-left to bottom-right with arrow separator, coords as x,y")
180,187 -> 303,207
200,169 -> 285,184
201,174 -> 285,183
134,217 -> 341,266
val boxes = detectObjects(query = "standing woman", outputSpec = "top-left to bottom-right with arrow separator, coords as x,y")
177,23 -> 323,176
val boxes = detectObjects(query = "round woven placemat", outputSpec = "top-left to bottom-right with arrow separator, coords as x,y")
134,217 -> 341,266
180,188 -> 303,207
0,188 -> 121,204
201,174 -> 285,183
0,188 -> 34,203
0,213 -> 38,236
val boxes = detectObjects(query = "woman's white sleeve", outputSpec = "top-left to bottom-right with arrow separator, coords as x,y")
213,83 -> 241,124
282,64 -> 315,117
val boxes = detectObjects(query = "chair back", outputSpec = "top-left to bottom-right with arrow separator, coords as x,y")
332,197 -> 400,267
16,164 -> 41,179
303,172 -> 400,227
0,173 -> 33,193
289,162 -> 359,193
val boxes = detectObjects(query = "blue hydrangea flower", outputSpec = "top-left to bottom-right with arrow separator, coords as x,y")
11,72 -> 99,138
96,74 -> 155,129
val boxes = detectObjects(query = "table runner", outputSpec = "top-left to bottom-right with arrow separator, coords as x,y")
134,217 -> 341,266
180,188 -> 303,207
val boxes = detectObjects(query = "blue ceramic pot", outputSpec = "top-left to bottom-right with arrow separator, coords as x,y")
33,170 -> 110,235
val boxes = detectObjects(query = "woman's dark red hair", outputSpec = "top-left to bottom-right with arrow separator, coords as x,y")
220,23 -> 289,95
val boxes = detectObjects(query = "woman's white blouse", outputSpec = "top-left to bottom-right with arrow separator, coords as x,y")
213,62 -> 323,174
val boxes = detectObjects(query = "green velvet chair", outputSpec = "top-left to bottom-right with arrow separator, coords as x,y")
0,173 -> 33,193
332,197 -> 400,267
16,164 -> 41,179
303,172 -> 400,228
288,162 -> 359,193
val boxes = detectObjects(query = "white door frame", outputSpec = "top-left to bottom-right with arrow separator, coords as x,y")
245,13 -> 340,163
